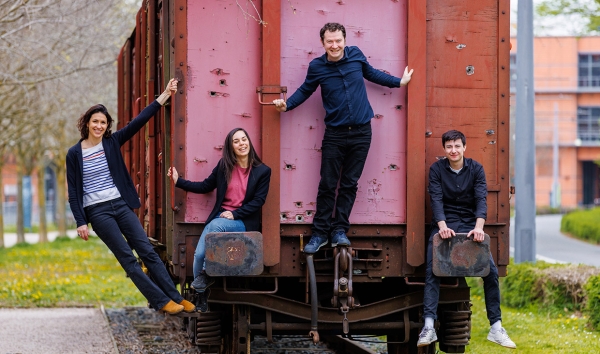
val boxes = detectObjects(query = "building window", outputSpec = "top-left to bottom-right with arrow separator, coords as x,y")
578,54 -> 600,87
510,54 -> 517,89
577,107 -> 600,142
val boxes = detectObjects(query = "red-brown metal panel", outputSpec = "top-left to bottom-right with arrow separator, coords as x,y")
122,39 -> 132,171
137,5 -> 148,226
496,0 -> 511,275
406,0 -> 427,268
261,1 -> 281,267
146,0 -> 158,238
118,48 -> 124,135
171,0 -> 188,274
131,9 -> 142,216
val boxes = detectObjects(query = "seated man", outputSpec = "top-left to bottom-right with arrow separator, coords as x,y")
418,130 -> 516,349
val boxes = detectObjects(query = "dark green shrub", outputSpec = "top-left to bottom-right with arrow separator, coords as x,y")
585,274 -> 600,329
561,208 -> 600,244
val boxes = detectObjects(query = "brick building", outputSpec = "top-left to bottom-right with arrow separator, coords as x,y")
511,36 -> 600,208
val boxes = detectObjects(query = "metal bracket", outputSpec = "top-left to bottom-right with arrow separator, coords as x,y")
256,85 -> 287,105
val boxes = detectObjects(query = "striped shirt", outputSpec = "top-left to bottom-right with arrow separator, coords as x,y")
82,142 -> 121,207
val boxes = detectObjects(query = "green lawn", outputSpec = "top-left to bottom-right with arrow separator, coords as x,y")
0,236 -> 145,308
466,293 -> 600,353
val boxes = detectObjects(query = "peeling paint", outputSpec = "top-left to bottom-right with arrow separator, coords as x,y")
488,140 -> 496,145
456,44 -> 466,49
210,68 -> 230,75
486,129 -> 495,135
283,161 -> 296,170
466,65 -> 475,75
208,91 -> 230,97
193,157 -> 208,163
374,114 -> 384,119
214,145 -> 223,151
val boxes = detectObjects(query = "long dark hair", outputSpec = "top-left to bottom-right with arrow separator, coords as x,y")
220,128 -> 262,182
77,104 -> 113,140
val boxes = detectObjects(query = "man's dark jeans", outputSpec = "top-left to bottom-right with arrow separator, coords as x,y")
424,223 -> 502,326
85,198 -> 183,310
312,122 -> 371,238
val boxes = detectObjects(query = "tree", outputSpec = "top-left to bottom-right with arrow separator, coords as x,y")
537,0 -> 600,34
0,0 -> 140,241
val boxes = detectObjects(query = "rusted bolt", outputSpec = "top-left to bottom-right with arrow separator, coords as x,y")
180,263 -> 185,268
501,38 -> 505,42
179,146 -> 183,150
501,148 -> 505,152
180,62 -> 184,66
501,204 -> 505,207
501,66 -> 505,69
376,229 -> 380,234
501,93 -> 505,97
502,10 -> 506,14
180,34 -> 184,38
352,230 -> 356,234
180,247 -> 185,253
373,242 -> 378,248
179,90 -> 183,94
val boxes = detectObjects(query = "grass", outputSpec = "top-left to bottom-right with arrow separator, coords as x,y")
0,235 -> 145,308
466,294 -> 600,353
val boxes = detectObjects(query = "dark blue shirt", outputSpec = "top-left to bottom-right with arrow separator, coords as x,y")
286,46 -> 401,127
428,157 -> 488,227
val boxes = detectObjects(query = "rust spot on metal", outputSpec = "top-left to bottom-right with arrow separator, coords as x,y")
193,157 -> 208,163
214,145 -> 223,151
378,68 -> 391,75
432,233 -> 490,277
445,36 -> 457,42
488,140 -> 496,144
210,68 -> 230,75
283,161 -> 296,170
238,112 -> 252,118
389,164 -> 398,171
456,44 -> 466,49
395,105 -> 402,110
425,131 -> 433,137
294,201 -> 303,208
486,129 -> 495,135
209,91 -> 230,97
374,114 -> 383,119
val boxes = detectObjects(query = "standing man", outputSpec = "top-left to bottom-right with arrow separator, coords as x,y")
418,130 -> 516,349
273,22 -> 414,253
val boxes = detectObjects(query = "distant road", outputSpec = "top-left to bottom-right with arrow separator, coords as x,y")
510,214 -> 600,267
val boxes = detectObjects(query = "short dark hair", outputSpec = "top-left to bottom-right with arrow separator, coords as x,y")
441,130 -> 466,147
320,22 -> 346,42
77,104 -> 113,140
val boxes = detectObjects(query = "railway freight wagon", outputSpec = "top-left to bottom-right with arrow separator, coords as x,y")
117,0 -> 511,353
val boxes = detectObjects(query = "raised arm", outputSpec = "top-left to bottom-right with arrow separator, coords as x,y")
114,78 -> 178,145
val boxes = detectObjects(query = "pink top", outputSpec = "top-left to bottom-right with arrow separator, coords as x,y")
221,165 -> 250,211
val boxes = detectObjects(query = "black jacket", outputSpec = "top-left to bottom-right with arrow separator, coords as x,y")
67,100 -> 162,227
175,162 -> 271,231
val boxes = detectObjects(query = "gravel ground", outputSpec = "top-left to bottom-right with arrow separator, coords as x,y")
105,307 -> 199,354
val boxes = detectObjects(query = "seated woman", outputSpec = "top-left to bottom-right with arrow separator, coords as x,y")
168,127 -> 271,292
67,79 -> 195,315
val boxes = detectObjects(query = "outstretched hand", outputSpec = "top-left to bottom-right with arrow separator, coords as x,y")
167,166 -> 179,183
400,66 -> 414,86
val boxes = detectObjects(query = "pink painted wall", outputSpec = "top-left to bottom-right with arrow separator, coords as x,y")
279,0 -> 408,224
184,1 -> 263,222
183,0 -> 409,225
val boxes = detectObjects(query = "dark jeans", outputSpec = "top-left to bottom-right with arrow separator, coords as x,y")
85,198 -> 183,310
424,223 -> 502,326
312,122 -> 372,237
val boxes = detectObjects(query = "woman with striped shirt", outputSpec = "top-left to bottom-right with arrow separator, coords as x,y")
66,79 -> 195,315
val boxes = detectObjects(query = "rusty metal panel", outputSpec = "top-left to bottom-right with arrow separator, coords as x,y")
432,233 -> 490,277
205,232 -> 264,276
406,0 -> 427,267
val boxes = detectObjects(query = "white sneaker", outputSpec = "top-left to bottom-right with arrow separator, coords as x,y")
417,327 -> 437,347
487,327 -> 516,349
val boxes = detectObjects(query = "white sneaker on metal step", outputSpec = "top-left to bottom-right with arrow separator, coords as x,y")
417,327 -> 437,347
487,327 -> 516,349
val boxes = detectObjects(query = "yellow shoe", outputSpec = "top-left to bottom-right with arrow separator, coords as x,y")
160,300 -> 184,315
179,299 -> 196,313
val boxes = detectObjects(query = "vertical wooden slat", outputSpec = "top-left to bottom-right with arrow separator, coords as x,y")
497,0 -> 511,275
261,1 -> 281,267
406,0 -> 427,267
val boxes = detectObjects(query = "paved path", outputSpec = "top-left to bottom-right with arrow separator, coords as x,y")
0,308 -> 117,354
510,214 -> 600,266
1,229 -> 90,248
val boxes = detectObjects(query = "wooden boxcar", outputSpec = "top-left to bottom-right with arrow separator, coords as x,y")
117,0 -> 510,353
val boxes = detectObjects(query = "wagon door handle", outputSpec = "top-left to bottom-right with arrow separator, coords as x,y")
256,85 -> 287,105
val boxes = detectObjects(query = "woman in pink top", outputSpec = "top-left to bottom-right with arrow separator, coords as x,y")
168,128 -> 271,297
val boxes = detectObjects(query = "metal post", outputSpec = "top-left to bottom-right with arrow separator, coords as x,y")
515,0 -> 536,263
550,102 -> 560,209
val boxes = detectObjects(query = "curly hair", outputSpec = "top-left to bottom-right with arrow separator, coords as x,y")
320,22 -> 346,42
77,104 -> 113,140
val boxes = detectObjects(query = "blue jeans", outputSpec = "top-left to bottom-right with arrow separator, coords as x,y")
194,217 -> 246,278
85,198 -> 183,310
312,122 -> 372,237
423,223 -> 502,326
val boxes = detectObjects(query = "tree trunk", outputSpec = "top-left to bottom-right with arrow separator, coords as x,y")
54,160 -> 67,237
37,166 -> 47,243
0,163 -> 4,248
16,164 -> 24,244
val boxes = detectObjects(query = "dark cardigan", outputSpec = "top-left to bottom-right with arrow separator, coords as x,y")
175,162 -> 271,232
67,100 -> 162,227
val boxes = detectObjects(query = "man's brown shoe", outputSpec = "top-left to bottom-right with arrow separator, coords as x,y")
160,300 -> 184,315
179,299 -> 196,313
